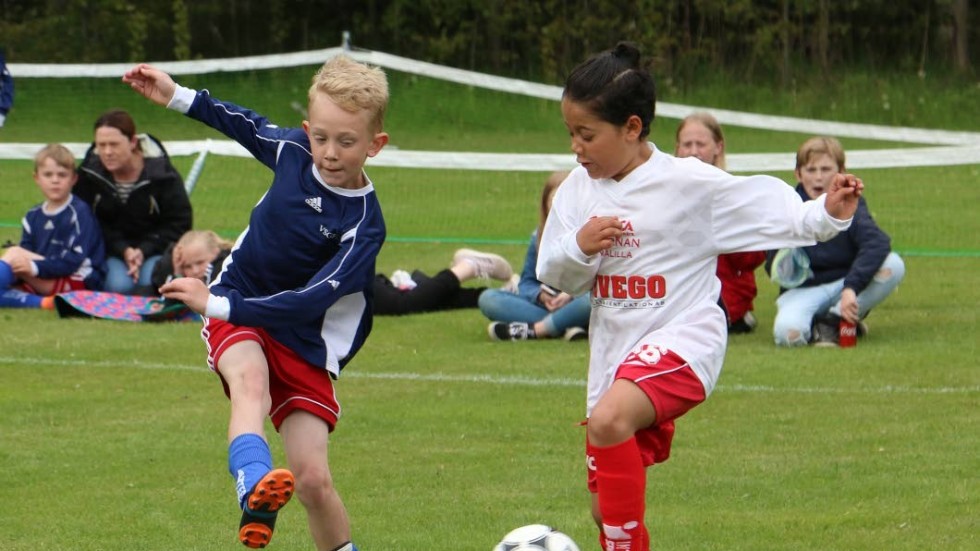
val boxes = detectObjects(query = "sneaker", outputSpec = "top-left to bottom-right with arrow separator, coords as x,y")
728,311 -> 757,334
239,469 -> 295,549
453,248 -> 513,281
389,269 -> 417,290
811,314 -> 841,348
488,321 -> 532,341
563,326 -> 588,341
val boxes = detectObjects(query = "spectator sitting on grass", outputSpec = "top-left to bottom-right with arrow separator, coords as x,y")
74,109 -> 192,295
480,170 -> 591,342
767,136 -> 905,347
0,144 -> 105,309
675,111 -> 767,334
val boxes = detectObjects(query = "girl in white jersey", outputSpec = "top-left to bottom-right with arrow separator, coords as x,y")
536,42 -> 865,551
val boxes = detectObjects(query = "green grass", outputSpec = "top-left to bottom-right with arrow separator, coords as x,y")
0,65 -> 978,550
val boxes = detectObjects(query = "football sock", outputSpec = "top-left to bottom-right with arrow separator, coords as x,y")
0,260 -> 13,289
592,436 -> 649,550
228,433 -> 274,510
0,289 -> 43,308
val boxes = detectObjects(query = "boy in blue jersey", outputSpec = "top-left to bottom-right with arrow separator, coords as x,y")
1,144 -> 106,308
122,57 -> 389,551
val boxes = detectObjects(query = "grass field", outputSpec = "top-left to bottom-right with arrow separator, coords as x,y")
0,65 -> 978,550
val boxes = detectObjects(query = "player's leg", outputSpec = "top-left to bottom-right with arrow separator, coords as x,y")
587,345 -> 705,551
0,259 -> 13,289
480,289 -> 551,340
280,410 -> 354,551
587,379 -> 654,551
390,269 -> 462,314
216,339 -> 296,549
773,284 -> 835,346
103,256 -> 135,293
136,254 -> 163,288
854,252 -> 905,318
0,248 -> 49,307
543,292 -> 591,338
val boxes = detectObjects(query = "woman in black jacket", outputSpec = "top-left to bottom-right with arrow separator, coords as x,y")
75,109 -> 192,294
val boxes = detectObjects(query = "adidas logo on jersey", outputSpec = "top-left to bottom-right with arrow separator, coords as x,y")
44,220 -> 55,230
305,196 -> 322,213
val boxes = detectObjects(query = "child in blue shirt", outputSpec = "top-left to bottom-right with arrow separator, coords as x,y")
122,56 -> 389,551
1,144 -> 105,308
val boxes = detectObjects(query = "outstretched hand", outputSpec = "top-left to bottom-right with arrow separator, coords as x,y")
159,277 -> 210,315
824,173 -> 864,221
121,64 -> 177,107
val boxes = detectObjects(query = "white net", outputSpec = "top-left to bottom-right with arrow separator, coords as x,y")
4,44 -> 980,170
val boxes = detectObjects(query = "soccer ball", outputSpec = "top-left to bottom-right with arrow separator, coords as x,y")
492,524 -> 580,551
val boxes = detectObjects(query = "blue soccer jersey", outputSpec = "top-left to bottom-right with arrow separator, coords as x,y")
170,87 -> 385,377
20,195 -> 106,290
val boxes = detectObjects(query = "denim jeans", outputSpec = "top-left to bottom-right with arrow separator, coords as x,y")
104,255 -> 162,294
478,289 -> 591,337
773,252 -> 905,346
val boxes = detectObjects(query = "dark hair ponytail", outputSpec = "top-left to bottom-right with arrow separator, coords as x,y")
563,41 -> 656,138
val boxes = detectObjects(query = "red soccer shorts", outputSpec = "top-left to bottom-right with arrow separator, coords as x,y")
587,345 -> 706,492
203,318 -> 340,431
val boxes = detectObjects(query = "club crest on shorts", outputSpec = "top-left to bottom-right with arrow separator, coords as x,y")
625,343 -> 668,365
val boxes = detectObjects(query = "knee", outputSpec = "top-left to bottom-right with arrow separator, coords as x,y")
875,253 -> 906,285
227,362 -> 270,403
587,404 -> 634,446
291,461 -> 335,508
477,290 -> 503,318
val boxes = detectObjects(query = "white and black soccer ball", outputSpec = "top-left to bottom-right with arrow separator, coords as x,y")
492,524 -> 580,551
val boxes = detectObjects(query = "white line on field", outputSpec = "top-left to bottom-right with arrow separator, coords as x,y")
0,356 -> 976,395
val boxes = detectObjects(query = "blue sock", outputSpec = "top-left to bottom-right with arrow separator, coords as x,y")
0,289 -> 43,308
228,433 -> 274,510
0,261 -> 13,290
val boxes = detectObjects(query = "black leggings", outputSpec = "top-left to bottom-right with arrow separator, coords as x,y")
373,269 -> 485,316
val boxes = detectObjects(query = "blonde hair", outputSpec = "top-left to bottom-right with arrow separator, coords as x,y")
175,230 -> 234,256
537,170 -> 570,248
675,112 -> 726,169
796,136 -> 846,172
308,55 -> 389,133
34,144 -> 77,173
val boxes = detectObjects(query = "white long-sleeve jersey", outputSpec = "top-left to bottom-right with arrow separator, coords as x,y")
537,145 -> 850,415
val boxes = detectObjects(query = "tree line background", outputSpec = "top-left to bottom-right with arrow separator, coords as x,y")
0,0 -> 974,87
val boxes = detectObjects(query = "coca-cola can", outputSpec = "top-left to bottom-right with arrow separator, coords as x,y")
839,319 -> 857,348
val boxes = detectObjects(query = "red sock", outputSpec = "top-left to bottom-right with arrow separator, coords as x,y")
591,437 -> 649,551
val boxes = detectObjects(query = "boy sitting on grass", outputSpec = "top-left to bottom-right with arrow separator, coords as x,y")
1,143 -> 105,309
122,55 -> 389,551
